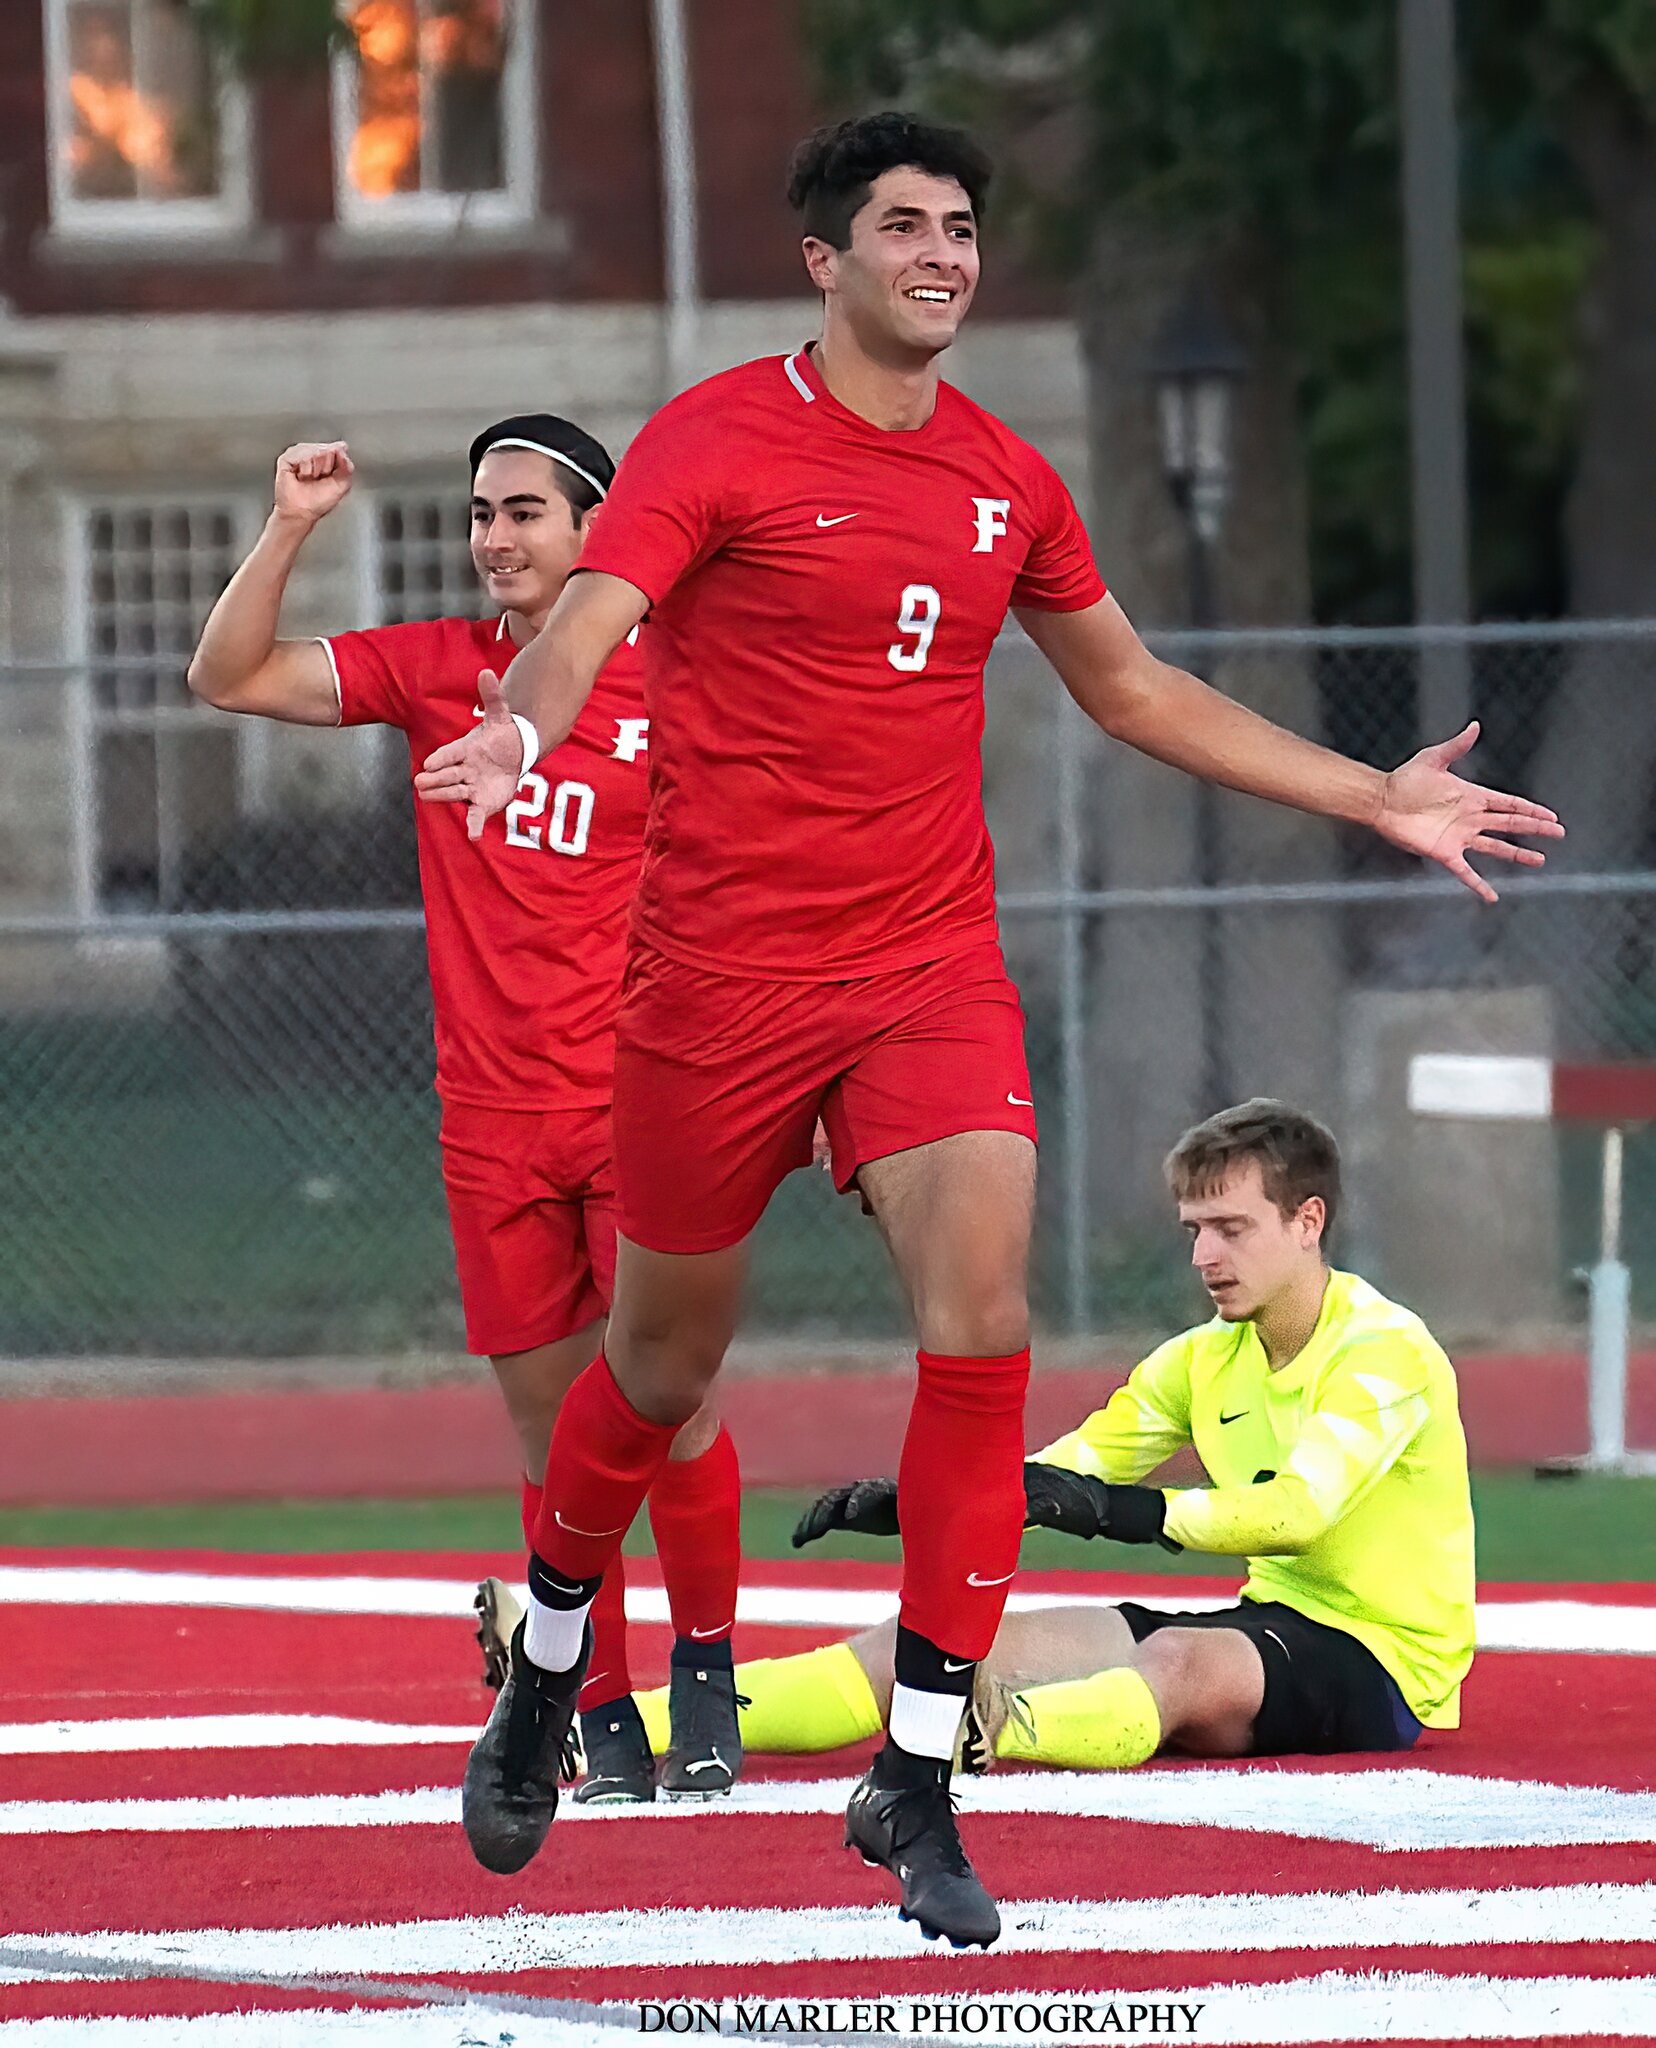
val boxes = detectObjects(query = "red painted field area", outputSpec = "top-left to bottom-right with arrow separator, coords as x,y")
0,1552 -> 1652,2043
3,1350 -> 1653,1505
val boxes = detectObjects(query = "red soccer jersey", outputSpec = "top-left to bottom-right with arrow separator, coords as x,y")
326,614 -> 650,1108
577,345 -> 1105,980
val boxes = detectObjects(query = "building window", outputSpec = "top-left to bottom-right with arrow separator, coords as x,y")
69,498 -> 254,914
43,0 -> 249,234
333,0 -> 535,229
369,492 -> 483,623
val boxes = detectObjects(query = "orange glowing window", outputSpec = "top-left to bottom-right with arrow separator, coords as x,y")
339,0 -> 523,214
51,0 -> 229,209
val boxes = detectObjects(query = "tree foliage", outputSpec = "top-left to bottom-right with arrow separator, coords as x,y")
185,0 -> 348,74
803,0 -> 1639,622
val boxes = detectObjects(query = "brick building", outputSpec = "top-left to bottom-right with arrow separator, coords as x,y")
0,0 -> 1086,926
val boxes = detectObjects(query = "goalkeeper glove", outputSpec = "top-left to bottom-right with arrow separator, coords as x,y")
791,1476 -> 899,1547
1020,1463 -> 1182,1551
791,1466 -> 1181,1553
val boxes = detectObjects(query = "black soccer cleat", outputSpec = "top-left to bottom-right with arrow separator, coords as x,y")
843,1769 -> 1001,1949
573,1694 -> 657,1805
658,1661 -> 745,1800
461,1618 -> 587,1873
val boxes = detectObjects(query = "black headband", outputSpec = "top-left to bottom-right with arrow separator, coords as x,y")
468,413 -> 615,499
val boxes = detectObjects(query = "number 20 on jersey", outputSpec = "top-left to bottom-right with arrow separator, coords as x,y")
504,773 -> 594,856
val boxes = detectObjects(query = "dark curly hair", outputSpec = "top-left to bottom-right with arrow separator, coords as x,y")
786,111 -> 992,250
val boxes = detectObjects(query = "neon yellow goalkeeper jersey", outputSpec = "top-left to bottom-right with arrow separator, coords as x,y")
1034,1268 -> 1475,1726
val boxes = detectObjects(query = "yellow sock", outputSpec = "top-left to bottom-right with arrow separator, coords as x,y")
993,1665 -> 1162,1770
635,1642 -> 883,1757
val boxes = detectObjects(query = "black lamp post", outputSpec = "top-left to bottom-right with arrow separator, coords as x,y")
1149,283 -> 1248,1113
1150,281 -> 1248,633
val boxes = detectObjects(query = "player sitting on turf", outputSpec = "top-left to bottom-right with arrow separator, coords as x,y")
186,417 -> 745,1804
640,1101 -> 1473,1772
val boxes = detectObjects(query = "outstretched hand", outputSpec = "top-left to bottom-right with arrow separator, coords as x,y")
1375,721 -> 1563,903
791,1477 -> 900,1547
415,670 -> 526,841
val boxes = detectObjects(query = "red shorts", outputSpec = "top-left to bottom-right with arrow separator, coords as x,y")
439,1100 -> 616,1356
613,941 -> 1036,1255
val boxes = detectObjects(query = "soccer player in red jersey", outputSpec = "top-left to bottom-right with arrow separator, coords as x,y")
418,115 -> 1562,1945
186,414 -> 745,1803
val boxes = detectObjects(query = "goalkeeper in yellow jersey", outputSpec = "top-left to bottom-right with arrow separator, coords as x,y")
633,1099 -> 1475,1774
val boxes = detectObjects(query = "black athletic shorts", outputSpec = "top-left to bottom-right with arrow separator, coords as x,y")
1116,1597 -> 1425,1757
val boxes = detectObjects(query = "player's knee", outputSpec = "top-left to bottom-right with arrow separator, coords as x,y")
915,1282 -> 1029,1359
667,1400 -> 720,1461
1137,1631 -> 1259,1755
609,1326 -> 724,1428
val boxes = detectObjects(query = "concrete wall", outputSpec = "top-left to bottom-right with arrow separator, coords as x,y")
0,302 -> 1091,936
1342,985 -> 1562,1340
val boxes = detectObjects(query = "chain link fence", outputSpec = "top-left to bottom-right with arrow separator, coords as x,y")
2,621 -> 1653,1360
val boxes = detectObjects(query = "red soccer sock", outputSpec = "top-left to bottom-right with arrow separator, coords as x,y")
895,1347 -> 1030,1661
519,1477 -> 542,1552
579,1557 -> 634,1713
531,1352 -> 678,1583
648,1423 -> 742,1646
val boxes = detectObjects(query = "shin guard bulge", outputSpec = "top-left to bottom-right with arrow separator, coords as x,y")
896,1348 -> 1030,1661
531,1353 -> 677,1583
649,1423 -> 742,1645
995,1665 -> 1162,1770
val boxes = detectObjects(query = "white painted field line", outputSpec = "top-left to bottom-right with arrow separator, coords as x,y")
0,1787 -> 462,1833
2,1977 -> 1656,2047
626,1973 -> 1656,2047
4,1978 -> 1656,2048
1,1566 -> 1651,1654
6,1768 -> 1655,1854
0,2012 -> 618,2048
1,1882 -> 1652,1985
0,1715 -> 477,1757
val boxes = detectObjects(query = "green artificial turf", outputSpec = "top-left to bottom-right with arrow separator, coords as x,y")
0,1471 -> 1650,1580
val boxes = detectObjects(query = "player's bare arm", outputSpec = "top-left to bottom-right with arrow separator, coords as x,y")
1019,594 -> 1564,904
186,441 -> 354,726
414,569 -> 647,841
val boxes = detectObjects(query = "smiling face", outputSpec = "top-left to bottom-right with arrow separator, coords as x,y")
803,164 -> 980,364
1177,1159 -> 1328,1325
468,448 -> 590,622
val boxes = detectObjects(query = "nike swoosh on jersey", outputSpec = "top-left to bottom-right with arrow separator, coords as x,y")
690,1625 -> 730,1640
966,1569 -> 1016,1588
1007,1092 -> 1034,1107
815,512 -> 858,527
1219,1411 -> 1249,1424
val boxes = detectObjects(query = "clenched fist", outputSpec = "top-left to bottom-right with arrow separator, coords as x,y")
274,441 -> 355,527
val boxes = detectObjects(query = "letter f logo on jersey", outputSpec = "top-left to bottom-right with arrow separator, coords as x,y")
611,718 -> 650,762
971,497 -> 1011,554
